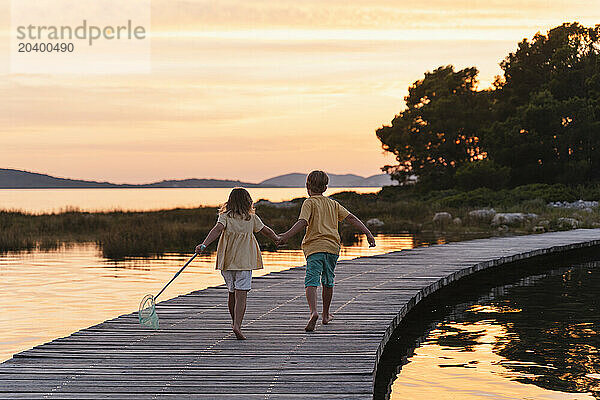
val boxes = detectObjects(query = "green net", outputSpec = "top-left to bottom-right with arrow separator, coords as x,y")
139,294 -> 159,329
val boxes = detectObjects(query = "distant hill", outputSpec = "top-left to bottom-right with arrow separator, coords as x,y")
0,169 -> 124,188
259,173 -> 396,187
0,169 -> 395,189
144,179 -> 263,188
0,169 -> 260,189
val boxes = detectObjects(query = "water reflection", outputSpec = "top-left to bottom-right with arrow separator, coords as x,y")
0,233 -> 419,362
0,187 -> 381,213
385,262 -> 600,400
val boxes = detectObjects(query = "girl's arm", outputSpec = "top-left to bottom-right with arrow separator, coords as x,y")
279,219 -> 308,244
195,223 -> 225,253
344,213 -> 376,247
259,225 -> 280,244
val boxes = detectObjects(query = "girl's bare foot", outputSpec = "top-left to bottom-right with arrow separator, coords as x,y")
322,313 -> 334,325
305,312 -> 319,332
233,327 -> 246,340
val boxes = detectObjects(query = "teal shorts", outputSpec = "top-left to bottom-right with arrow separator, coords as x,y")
305,252 -> 339,288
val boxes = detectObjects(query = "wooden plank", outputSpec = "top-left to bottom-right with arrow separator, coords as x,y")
2,229 -> 600,399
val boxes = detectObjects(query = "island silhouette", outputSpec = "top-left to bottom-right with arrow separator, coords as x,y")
0,168 -> 395,189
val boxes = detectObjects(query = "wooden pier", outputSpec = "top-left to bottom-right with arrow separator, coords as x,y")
2,229 -> 600,399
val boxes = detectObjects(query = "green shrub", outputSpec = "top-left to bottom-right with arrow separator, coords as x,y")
438,187 -> 497,208
455,160 -> 510,190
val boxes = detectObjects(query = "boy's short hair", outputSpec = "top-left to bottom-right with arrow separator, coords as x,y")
306,170 -> 329,193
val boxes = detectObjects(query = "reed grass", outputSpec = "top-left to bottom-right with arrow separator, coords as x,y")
1,183 -> 599,259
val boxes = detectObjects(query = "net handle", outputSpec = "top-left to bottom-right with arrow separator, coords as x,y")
155,253 -> 197,301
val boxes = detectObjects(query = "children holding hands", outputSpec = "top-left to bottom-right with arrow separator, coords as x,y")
197,171 -> 376,338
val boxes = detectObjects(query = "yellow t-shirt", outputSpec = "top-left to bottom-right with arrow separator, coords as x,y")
215,212 -> 265,271
298,195 -> 350,258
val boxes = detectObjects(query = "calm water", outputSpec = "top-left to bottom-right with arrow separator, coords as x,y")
0,187 -> 380,213
380,260 -> 600,400
0,233 -> 431,362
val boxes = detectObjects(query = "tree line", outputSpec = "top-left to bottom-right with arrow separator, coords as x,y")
377,23 -> 600,190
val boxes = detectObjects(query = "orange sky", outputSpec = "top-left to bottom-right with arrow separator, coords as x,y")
0,0 -> 597,183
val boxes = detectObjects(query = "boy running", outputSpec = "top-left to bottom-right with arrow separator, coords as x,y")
278,171 -> 376,331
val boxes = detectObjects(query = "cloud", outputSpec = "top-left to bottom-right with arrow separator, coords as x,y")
150,0 -> 595,31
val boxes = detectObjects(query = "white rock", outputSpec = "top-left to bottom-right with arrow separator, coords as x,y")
557,217 -> 579,229
492,213 -> 523,225
468,208 -> 496,222
492,213 -> 538,225
433,212 -> 452,224
492,213 -> 538,226
548,200 -> 598,209
366,218 -> 385,228
453,217 -> 462,226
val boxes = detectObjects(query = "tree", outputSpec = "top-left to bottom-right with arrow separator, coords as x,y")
378,23 -> 600,188
483,23 -> 600,185
376,66 -> 491,189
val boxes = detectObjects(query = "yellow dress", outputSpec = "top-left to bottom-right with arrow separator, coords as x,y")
215,212 -> 265,271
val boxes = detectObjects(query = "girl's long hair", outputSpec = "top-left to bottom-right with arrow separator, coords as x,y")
219,187 -> 255,220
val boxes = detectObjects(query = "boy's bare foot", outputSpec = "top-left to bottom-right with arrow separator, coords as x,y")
322,313 -> 334,325
233,327 -> 246,340
305,313 -> 319,332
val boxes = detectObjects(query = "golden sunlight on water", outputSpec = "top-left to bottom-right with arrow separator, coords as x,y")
0,187 -> 381,213
391,322 -> 595,400
0,233 -> 416,362
375,263 -> 600,399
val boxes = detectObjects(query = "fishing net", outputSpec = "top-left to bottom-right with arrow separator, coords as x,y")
137,253 -> 198,330
139,294 -> 159,329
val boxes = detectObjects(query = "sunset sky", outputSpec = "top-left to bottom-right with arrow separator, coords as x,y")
0,0 -> 597,183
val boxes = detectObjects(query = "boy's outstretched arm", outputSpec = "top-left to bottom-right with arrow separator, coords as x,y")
195,222 -> 225,253
279,219 -> 308,244
344,213 -> 376,247
259,225 -> 280,244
